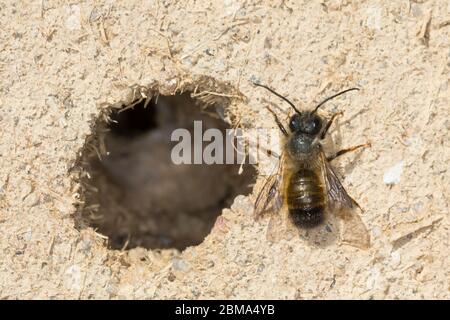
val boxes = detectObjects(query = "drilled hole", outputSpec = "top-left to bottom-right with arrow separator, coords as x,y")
76,92 -> 256,251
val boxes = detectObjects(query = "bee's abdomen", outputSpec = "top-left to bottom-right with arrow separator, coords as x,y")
287,169 -> 325,228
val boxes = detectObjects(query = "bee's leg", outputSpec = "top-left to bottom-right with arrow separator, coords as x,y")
321,111 -> 343,139
266,107 -> 288,137
327,142 -> 371,161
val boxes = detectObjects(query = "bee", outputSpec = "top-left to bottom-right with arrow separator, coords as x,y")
253,83 -> 371,249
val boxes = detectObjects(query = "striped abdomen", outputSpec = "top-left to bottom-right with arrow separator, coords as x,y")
286,168 -> 325,228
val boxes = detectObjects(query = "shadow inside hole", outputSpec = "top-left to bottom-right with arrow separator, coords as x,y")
108,102 -> 158,137
78,93 -> 256,251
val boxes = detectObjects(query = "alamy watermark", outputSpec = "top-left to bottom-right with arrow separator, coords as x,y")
170,121 -> 281,174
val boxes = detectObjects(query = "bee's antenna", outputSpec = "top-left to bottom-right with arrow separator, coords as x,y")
312,88 -> 360,114
253,82 -> 302,114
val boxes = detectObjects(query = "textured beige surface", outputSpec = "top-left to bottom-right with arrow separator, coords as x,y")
0,0 -> 449,299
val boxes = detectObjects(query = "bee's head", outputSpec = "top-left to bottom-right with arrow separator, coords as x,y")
289,112 -> 322,135
252,82 -> 360,137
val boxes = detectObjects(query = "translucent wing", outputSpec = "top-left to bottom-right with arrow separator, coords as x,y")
321,153 -> 371,249
253,153 -> 284,219
254,153 -> 301,242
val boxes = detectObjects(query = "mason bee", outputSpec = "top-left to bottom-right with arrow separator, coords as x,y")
253,83 -> 371,249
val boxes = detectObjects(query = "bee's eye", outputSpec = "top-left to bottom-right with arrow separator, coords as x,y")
289,114 -> 301,132
312,117 -> 321,130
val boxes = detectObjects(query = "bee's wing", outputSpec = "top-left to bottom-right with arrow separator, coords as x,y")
254,153 -> 298,243
253,153 -> 284,219
321,153 -> 371,249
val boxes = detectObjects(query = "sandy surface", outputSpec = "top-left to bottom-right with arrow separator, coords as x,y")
0,1 -> 449,299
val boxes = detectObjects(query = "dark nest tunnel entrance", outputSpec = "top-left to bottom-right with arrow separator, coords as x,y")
76,91 -> 256,251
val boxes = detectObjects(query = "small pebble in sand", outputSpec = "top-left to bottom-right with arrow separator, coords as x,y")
383,161 -> 404,185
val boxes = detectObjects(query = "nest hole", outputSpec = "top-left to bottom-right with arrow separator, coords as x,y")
76,92 -> 256,251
